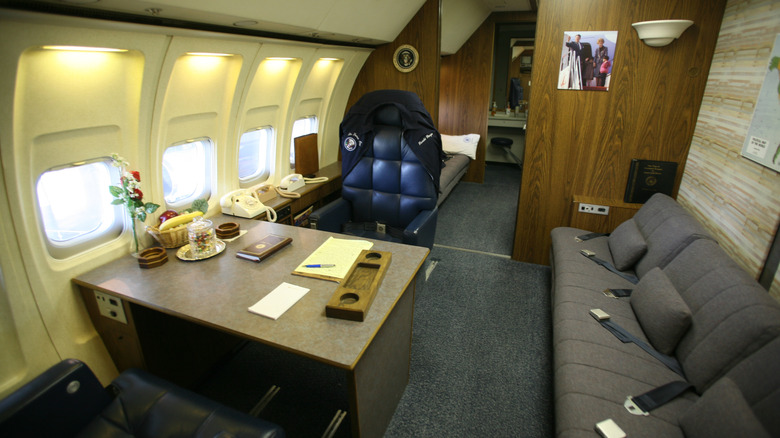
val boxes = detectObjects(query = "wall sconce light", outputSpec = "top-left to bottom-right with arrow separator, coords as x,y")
632,20 -> 694,47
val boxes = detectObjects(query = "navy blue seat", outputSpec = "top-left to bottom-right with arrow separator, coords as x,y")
0,359 -> 284,438
310,91 -> 441,249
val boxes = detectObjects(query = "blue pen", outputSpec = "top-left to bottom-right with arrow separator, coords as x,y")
304,264 -> 335,268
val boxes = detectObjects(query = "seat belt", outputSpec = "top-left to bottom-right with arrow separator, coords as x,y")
589,309 -> 685,377
624,381 -> 694,416
575,232 -> 609,242
580,250 -> 639,284
342,221 -> 405,240
602,288 -> 632,298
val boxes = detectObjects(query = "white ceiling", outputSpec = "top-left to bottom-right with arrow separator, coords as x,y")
28,0 -> 534,47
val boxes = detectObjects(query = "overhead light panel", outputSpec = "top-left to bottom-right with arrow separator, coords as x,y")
42,45 -> 127,52
186,52 -> 233,57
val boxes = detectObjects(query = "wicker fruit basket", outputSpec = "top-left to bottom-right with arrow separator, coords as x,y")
147,223 -> 189,248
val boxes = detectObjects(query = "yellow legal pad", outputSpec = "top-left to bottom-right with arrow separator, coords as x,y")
292,237 -> 373,282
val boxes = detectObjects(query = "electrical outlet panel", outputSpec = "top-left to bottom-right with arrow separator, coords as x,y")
579,203 -> 610,216
94,291 -> 127,324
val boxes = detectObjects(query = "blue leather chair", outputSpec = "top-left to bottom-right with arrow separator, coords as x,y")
0,359 -> 284,438
310,90 -> 442,249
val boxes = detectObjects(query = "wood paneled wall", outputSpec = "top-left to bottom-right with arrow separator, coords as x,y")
513,0 -> 727,264
439,12 -> 537,183
346,0 -> 441,123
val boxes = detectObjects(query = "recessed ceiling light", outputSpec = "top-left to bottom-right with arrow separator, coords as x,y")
233,20 -> 258,27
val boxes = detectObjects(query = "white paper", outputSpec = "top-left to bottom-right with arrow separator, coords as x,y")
248,282 -> 309,320
294,237 -> 374,280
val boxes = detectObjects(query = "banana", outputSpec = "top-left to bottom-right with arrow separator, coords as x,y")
158,211 -> 204,232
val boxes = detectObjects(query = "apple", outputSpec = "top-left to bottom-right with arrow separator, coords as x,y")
158,210 -> 179,224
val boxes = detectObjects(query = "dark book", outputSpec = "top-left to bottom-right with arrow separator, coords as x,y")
624,159 -> 678,204
236,234 -> 292,262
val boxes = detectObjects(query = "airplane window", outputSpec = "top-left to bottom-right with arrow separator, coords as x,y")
37,160 -> 118,243
238,127 -> 273,181
162,138 -> 213,206
290,116 -> 318,169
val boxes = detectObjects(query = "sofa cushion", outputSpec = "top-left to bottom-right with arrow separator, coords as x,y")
631,193 -> 714,278
630,268 -> 692,355
663,239 -> 780,393
608,219 -> 647,270
679,378 -> 770,438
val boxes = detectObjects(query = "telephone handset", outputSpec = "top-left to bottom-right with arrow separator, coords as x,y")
220,189 -> 277,222
279,173 -> 305,191
276,173 -> 330,199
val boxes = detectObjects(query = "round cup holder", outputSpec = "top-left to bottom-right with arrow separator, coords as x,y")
365,252 -> 382,260
340,293 -> 360,305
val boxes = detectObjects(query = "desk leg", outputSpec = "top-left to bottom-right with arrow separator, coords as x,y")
348,278 -> 415,438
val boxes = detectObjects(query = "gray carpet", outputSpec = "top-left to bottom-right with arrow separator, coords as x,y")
385,246 -> 553,437
435,163 -> 523,256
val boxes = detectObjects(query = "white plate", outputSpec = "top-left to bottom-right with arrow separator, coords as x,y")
176,239 -> 226,261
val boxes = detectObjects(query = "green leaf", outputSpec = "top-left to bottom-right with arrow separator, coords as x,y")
111,199 -> 125,205
109,186 -> 123,197
137,211 -> 147,222
145,202 -> 160,214
191,199 -> 209,214
770,56 -> 780,71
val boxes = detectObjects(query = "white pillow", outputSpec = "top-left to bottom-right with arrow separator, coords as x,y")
441,133 -> 479,160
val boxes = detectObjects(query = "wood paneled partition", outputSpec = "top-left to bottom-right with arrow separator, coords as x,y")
346,0 -> 441,123
513,0 -> 727,264
439,12 -> 537,183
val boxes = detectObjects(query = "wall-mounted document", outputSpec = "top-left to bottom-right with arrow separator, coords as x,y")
292,237 -> 374,282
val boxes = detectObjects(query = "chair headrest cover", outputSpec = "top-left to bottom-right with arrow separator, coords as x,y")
340,89 -> 443,191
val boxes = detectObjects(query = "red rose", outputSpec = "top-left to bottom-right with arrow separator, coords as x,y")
131,171 -> 140,182
130,188 -> 143,200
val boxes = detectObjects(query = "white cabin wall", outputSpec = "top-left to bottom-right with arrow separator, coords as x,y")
0,10 -> 371,395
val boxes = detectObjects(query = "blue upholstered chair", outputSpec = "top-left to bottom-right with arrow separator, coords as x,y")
0,359 -> 284,438
310,90 -> 442,249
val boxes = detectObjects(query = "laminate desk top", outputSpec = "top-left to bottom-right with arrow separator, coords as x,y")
73,218 -> 429,370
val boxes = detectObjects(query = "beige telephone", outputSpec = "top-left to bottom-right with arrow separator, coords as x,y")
276,173 -> 330,199
220,189 -> 277,221
279,173 -> 305,191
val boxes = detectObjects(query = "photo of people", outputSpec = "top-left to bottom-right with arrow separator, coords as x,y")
558,31 -> 618,91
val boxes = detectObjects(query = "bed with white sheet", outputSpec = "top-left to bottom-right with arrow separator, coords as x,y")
438,133 -> 478,206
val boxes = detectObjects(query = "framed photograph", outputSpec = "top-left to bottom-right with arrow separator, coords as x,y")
558,31 -> 618,91
393,44 -> 419,73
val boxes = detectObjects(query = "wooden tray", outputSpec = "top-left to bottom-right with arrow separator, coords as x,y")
325,250 -> 391,322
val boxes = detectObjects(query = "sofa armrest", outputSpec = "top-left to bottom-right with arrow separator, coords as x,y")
310,198 -> 352,232
404,208 -> 438,250
0,359 -> 111,437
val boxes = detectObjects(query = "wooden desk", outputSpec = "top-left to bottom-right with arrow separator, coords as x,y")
73,218 -> 428,438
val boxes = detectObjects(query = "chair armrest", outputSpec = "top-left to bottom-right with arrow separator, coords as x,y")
0,359 -> 111,437
404,208 -> 438,249
310,198 -> 352,232
86,368 -> 284,438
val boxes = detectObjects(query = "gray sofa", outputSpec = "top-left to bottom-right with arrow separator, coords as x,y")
550,193 -> 780,438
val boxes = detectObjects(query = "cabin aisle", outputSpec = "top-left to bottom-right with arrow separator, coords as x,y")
434,163 -> 522,257
384,163 -> 554,437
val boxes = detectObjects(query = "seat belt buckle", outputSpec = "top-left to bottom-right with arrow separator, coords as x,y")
589,308 -> 610,321
624,396 -> 649,416
376,222 -> 386,234
602,289 -> 616,299
595,419 -> 626,438
575,236 -> 583,243
580,249 -> 595,257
